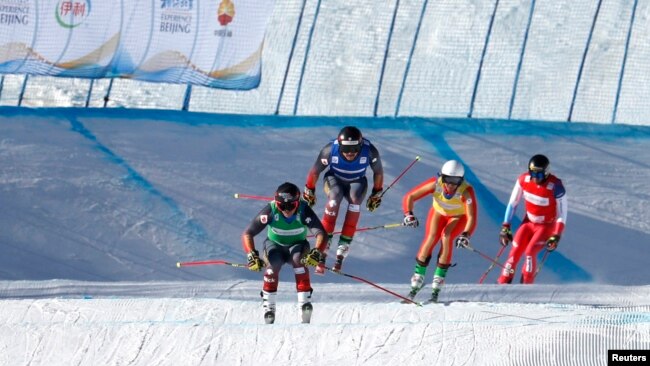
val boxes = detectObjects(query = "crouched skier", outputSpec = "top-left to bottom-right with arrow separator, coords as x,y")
242,182 -> 327,324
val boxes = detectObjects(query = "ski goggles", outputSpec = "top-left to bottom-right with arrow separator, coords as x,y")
529,169 -> 546,180
441,175 -> 463,185
276,199 -> 299,211
339,141 -> 362,154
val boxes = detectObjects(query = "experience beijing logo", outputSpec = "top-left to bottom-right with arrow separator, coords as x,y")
55,0 -> 91,28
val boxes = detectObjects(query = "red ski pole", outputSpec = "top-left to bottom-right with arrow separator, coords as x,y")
176,260 -> 248,268
461,244 -> 513,273
533,250 -> 551,279
478,245 -> 507,284
322,265 -> 420,306
379,156 -> 421,198
308,222 -> 403,238
233,193 -> 273,201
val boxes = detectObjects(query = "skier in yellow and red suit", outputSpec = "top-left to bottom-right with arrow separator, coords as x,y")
401,160 -> 478,303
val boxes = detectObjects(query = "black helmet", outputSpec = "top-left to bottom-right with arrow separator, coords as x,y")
528,154 -> 550,181
275,182 -> 300,211
337,126 -> 363,154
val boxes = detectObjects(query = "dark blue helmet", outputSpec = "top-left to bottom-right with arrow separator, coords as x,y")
337,126 -> 363,154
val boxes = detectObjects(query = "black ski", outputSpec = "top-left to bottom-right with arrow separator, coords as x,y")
264,310 -> 275,324
301,302 -> 313,324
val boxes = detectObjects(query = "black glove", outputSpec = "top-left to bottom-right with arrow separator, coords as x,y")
366,188 -> 383,212
499,223 -> 513,246
247,249 -> 264,271
403,211 -> 419,228
302,186 -> 316,207
546,235 -> 560,251
304,248 -> 323,267
455,232 -> 471,248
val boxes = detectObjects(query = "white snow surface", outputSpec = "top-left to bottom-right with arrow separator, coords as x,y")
0,107 -> 649,365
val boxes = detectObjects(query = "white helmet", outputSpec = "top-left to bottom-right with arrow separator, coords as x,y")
440,160 -> 465,185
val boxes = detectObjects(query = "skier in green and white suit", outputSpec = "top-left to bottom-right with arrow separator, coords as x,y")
242,182 -> 327,323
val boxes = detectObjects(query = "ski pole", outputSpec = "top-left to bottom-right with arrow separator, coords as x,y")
322,265 -> 421,306
533,250 -> 551,279
176,259 -> 248,268
379,156 -> 421,198
478,245 -> 507,284
352,222 -> 403,233
308,222 -> 403,238
461,245 -> 513,273
233,193 -> 274,201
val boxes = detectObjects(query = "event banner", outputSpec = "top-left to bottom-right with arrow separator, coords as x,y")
0,0 -> 275,89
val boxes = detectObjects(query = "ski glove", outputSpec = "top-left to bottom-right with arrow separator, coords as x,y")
546,235 -> 560,251
302,186 -> 316,207
304,248 -> 323,267
455,232 -> 471,249
499,223 -> 512,246
366,188 -> 383,212
403,211 -> 419,228
247,249 -> 264,271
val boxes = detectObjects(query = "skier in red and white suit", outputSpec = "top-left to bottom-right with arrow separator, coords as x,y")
497,154 -> 567,284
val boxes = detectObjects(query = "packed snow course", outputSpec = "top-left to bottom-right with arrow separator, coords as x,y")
1,107 -> 649,365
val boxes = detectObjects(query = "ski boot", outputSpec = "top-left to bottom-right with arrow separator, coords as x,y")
402,273 -> 424,303
429,288 -> 441,304
332,240 -> 350,272
428,273 -> 445,304
332,255 -> 344,272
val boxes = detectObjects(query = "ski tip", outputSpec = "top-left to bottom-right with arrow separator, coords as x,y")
264,311 -> 276,325
176,262 -> 181,268
415,155 -> 421,161
234,193 -> 239,198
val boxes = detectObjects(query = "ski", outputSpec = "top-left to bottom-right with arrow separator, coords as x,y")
400,290 -> 418,304
264,310 -> 275,324
301,302 -> 313,324
419,298 -> 438,306
401,289 -> 442,306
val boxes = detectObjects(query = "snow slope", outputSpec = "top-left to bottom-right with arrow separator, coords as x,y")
1,107 -> 649,365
